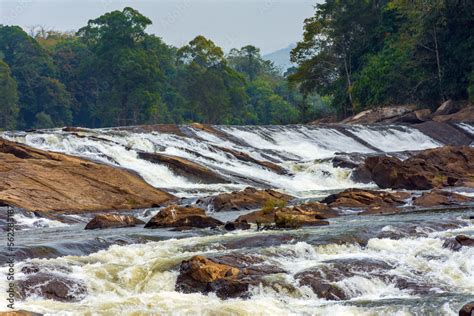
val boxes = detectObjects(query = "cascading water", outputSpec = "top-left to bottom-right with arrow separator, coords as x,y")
1,124 -> 473,315
1,124 -> 443,198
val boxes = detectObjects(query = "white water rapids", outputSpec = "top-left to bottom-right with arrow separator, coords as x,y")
1,124 -> 473,315
1,124 -> 442,198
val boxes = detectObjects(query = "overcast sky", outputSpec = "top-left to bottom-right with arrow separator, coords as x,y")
0,0 -> 317,54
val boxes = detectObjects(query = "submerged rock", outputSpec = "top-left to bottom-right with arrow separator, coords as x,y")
459,302 -> 474,316
443,235 -> 474,251
0,139 -> 175,213
362,146 -> 474,190
144,205 -> 222,229
84,214 -> 144,230
16,272 -> 87,302
413,190 -> 474,207
197,187 -> 294,212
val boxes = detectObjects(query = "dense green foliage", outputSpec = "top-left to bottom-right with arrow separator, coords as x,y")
0,7 -> 326,130
290,0 -> 474,118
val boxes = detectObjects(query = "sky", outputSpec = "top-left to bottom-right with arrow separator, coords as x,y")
0,0 -> 317,54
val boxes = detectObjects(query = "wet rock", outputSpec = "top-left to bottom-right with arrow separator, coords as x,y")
218,146 -> 287,175
236,201 -> 334,225
443,235 -> 474,251
16,272 -> 87,302
295,258 -> 394,300
413,121 -> 473,146
413,190 -> 474,207
0,139 -> 175,213
224,221 -> 251,231
321,189 -> 410,212
362,146 -> 474,190
137,152 -> 229,184
274,211 -> 329,229
0,311 -> 42,316
175,254 -> 285,299
144,205 -> 223,229
459,302 -> 474,316
221,233 -> 296,250
198,187 -> 294,212
84,214 -> 144,230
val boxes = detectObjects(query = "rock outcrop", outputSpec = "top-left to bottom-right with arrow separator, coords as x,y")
236,201 -> 333,227
175,254 -> 285,299
137,152 -> 229,184
84,214 -> 144,230
443,235 -> 474,251
16,272 -> 87,302
144,205 -> 222,229
360,146 -> 474,190
412,190 -> 474,207
0,139 -> 175,213
321,188 -> 410,214
197,187 -> 294,212
459,302 -> 474,316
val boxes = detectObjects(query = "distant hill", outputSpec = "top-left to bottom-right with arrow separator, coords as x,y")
263,44 -> 296,73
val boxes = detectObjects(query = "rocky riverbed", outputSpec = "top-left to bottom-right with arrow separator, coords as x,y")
0,123 -> 473,315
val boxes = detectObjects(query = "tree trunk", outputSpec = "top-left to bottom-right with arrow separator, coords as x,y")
433,27 -> 444,101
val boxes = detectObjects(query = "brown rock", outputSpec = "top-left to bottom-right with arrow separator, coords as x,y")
144,205 -> 222,229
274,211 -> 329,228
137,152 -> 229,184
433,105 -> 474,123
321,189 -> 410,209
0,139 -> 175,213
175,254 -> 285,299
0,311 -> 42,316
16,272 -> 87,302
459,302 -> 474,316
362,146 -> 474,190
413,190 -> 474,207
434,100 -> 460,116
215,146 -> 287,175
84,214 -> 144,230
224,221 -> 251,231
199,187 -> 294,212
443,235 -> 474,251
341,105 -> 417,124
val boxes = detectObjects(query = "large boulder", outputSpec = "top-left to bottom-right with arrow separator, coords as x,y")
137,152 -> 229,184
434,100 -> 460,116
413,190 -> 474,207
433,105 -> 474,123
144,205 -> 222,229
236,201 -> 333,226
175,254 -> 285,299
16,272 -> 87,302
362,146 -> 474,190
84,214 -> 144,230
341,105 -> 417,124
321,189 -> 410,215
198,187 -> 294,212
459,302 -> 474,316
443,235 -> 474,251
0,139 -> 175,213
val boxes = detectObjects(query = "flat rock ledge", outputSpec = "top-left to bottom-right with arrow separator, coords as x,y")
0,139 -> 175,213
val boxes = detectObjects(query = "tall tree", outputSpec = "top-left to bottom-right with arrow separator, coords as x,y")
0,26 -> 72,128
0,60 -> 19,129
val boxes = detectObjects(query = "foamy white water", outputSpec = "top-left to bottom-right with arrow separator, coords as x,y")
1,124 -> 444,198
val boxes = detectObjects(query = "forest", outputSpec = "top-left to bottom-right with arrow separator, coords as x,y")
0,0 -> 473,129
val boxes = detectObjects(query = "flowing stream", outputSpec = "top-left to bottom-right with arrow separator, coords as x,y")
0,124 -> 473,315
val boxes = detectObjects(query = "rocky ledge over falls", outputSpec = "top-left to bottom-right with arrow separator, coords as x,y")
354,146 -> 474,190
0,139 -> 176,213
